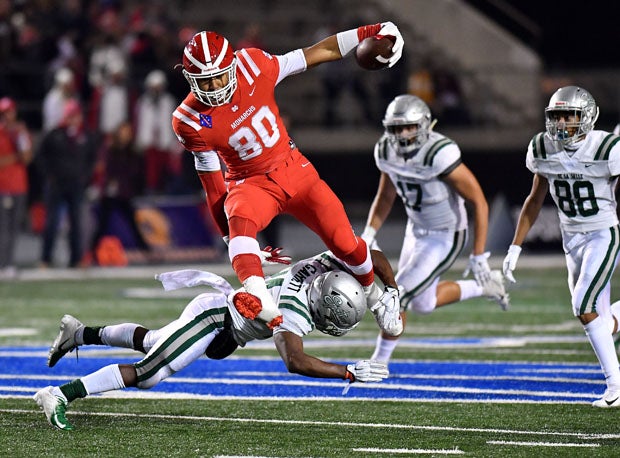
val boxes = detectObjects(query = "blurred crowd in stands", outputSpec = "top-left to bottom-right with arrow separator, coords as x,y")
0,0 -> 198,273
0,0 -> 473,274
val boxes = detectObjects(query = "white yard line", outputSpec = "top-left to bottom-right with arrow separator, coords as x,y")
353,447 -> 464,455
4,408 -> 619,439
487,440 -> 599,448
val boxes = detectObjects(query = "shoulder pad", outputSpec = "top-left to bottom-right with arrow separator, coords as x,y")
531,132 -> 547,159
594,133 -> 620,160
423,137 -> 454,166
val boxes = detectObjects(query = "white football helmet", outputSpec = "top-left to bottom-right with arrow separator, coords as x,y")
182,31 -> 237,107
308,271 -> 367,336
545,86 -> 598,147
383,94 -> 432,156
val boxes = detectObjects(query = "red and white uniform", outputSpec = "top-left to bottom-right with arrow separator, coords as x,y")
173,48 -> 302,179
172,47 -> 371,279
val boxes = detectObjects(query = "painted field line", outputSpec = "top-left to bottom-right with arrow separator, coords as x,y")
0,392 -> 598,405
4,408 -> 620,439
0,375 -> 598,399
487,440 -> 599,448
353,447 -> 464,454
389,373 -> 603,385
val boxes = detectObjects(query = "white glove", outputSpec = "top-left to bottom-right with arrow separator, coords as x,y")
502,244 -> 522,283
346,360 -> 389,383
368,286 -> 403,336
463,252 -> 492,285
258,246 -> 292,266
378,21 -> 404,68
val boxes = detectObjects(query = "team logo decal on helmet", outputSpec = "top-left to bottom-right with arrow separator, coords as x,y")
383,95 -> 432,156
545,86 -> 599,147
182,31 -> 238,107
308,271 -> 367,336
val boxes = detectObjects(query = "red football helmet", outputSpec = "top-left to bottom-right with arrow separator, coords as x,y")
182,31 -> 237,107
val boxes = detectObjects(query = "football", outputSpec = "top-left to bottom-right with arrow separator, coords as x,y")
355,36 -> 394,70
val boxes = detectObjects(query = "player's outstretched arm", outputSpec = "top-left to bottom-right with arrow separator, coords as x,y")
303,21 -> 403,68
274,331 -> 348,379
273,331 -> 388,382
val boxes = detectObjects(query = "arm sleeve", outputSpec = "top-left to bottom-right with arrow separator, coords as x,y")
275,49 -> 307,85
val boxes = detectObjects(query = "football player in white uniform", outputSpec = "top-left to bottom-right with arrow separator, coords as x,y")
34,249 -> 401,430
362,94 -> 509,364
503,86 -> 620,408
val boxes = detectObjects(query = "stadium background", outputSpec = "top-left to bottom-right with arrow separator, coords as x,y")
3,0 -> 619,265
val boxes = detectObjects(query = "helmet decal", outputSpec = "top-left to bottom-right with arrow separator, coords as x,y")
307,271 -> 367,336
382,94 -> 432,156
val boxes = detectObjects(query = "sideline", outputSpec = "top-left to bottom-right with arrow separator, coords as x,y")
4,254 -> 566,282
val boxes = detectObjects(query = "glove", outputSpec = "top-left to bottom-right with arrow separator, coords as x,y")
502,244 -> 522,283
463,252 -> 492,285
345,360 -> 389,383
368,286 -> 403,336
378,21 -> 404,67
259,246 -> 292,266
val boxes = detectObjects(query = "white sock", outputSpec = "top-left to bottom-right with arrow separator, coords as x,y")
100,324 -> 140,348
141,330 -> 161,353
371,334 -> 399,363
456,280 -> 483,301
584,317 -> 620,389
81,364 -> 126,395
611,301 -> 620,333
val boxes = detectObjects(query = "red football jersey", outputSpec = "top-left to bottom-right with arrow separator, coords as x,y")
172,48 -> 297,181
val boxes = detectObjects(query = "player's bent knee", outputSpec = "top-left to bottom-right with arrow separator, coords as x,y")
408,297 -> 436,315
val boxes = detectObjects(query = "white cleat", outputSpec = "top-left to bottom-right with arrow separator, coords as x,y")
48,314 -> 83,368
483,270 -> 511,311
33,386 -> 74,430
592,388 -> 620,408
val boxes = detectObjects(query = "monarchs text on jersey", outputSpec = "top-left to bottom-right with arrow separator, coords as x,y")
172,48 -> 305,180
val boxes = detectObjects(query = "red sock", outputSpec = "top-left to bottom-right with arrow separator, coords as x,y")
232,253 -> 264,283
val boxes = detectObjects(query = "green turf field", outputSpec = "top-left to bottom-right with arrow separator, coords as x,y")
2,262 -> 620,457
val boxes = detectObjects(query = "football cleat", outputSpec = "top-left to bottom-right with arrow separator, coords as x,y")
48,314 -> 83,368
33,386 -> 74,430
592,388 -> 620,408
233,292 -> 282,329
482,270 -> 511,311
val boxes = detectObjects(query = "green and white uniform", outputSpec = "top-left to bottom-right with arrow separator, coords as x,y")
526,130 -> 620,316
374,131 -> 467,313
135,251 -> 350,388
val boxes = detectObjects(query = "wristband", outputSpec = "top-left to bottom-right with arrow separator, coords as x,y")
344,368 -> 355,382
357,23 -> 382,41
336,24 -> 381,57
336,29 -> 359,57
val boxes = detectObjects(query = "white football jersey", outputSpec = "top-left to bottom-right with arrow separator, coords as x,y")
230,251 -> 350,345
374,131 -> 467,231
526,130 -> 620,233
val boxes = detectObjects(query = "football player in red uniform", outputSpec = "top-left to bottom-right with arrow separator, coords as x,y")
172,23 -> 404,328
